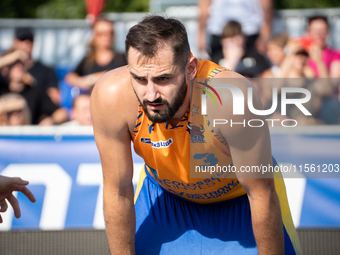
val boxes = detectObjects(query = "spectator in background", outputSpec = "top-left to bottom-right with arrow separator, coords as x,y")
262,32 -> 289,78
12,27 -> 60,105
62,94 -> 92,126
262,35 -> 334,125
219,20 -> 270,77
0,93 -> 31,125
197,0 -> 272,63
306,16 -> 340,79
0,50 -> 68,125
65,18 -> 127,91
0,49 -> 29,89
304,16 -> 340,124
263,35 -> 314,79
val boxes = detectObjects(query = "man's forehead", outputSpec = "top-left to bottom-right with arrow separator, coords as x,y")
128,44 -> 174,63
127,46 -> 178,75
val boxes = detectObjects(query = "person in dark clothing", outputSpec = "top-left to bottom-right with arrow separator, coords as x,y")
12,27 -> 60,105
65,18 -> 127,91
218,21 -> 270,77
0,50 -> 67,125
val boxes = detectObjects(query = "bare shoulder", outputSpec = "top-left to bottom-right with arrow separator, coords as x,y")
213,69 -> 252,87
210,70 -> 258,112
91,66 -> 139,134
207,70 -> 266,139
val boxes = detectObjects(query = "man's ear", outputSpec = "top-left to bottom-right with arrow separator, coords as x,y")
186,56 -> 198,80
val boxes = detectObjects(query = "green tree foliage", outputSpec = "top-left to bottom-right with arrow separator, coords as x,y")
275,0 -> 340,9
36,0 -> 86,19
0,0 -> 48,18
36,0 -> 148,19
105,0 -> 149,13
0,0 -> 339,19
0,0 -> 148,19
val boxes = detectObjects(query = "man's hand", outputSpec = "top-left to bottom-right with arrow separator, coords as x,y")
0,175 -> 36,223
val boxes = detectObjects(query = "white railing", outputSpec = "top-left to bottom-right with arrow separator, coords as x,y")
0,8 -> 339,69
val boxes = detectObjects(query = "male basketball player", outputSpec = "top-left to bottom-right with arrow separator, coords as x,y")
91,16 -> 301,254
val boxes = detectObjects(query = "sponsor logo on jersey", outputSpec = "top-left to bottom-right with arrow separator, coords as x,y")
141,137 -> 173,148
187,122 -> 206,143
140,137 -> 151,144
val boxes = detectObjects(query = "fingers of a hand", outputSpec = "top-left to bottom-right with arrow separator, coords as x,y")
12,177 -> 29,186
7,194 -> 21,218
14,185 -> 36,203
1,177 -> 28,193
0,199 -> 8,213
21,187 -> 36,203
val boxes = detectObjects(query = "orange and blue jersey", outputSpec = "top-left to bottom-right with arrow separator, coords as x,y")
133,60 -> 246,204
132,59 -> 302,254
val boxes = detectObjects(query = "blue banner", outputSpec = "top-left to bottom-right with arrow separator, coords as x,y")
0,127 -> 339,230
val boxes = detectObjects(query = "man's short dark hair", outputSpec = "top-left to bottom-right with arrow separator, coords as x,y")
308,15 -> 329,28
125,15 -> 191,69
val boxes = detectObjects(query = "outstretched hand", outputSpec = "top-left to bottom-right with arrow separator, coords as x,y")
0,175 -> 36,223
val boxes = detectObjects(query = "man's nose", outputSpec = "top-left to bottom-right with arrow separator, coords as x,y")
145,81 -> 160,102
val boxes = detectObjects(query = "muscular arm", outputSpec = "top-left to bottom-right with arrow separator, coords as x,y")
65,71 -> 106,89
330,60 -> 340,79
0,50 -> 29,69
210,72 -> 284,254
259,0 -> 273,39
91,69 -> 137,254
197,0 -> 212,52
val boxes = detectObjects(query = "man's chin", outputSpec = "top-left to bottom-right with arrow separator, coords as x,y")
148,114 -> 169,123
146,111 -> 171,123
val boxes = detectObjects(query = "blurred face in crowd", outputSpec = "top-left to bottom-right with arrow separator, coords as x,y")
221,34 -> 245,50
13,39 -> 34,56
7,108 -> 26,125
0,95 -> 30,126
293,53 -> 308,73
6,62 -> 27,93
266,42 -> 285,66
308,19 -> 328,49
93,20 -> 114,50
72,95 -> 92,125
9,62 -> 25,83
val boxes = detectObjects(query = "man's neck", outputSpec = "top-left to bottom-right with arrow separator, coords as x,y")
167,99 -> 190,128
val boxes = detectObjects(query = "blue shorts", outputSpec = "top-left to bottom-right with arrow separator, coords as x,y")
134,166 -> 302,254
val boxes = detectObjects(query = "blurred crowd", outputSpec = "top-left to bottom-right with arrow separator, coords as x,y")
0,18 -> 126,126
0,1 -> 339,126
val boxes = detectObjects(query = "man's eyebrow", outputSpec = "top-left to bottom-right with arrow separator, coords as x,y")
130,71 -> 144,78
130,71 -> 174,79
154,73 -> 173,78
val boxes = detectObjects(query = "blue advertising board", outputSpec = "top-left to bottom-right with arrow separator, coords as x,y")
0,126 -> 339,230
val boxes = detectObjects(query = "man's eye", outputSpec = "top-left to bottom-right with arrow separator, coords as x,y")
159,77 -> 169,81
135,77 -> 144,82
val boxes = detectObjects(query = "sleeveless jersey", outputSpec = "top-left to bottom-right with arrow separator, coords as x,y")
132,59 -> 247,204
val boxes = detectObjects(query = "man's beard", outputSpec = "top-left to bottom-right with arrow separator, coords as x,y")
136,76 -> 188,123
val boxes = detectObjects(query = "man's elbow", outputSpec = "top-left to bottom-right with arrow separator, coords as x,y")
246,178 -> 278,205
